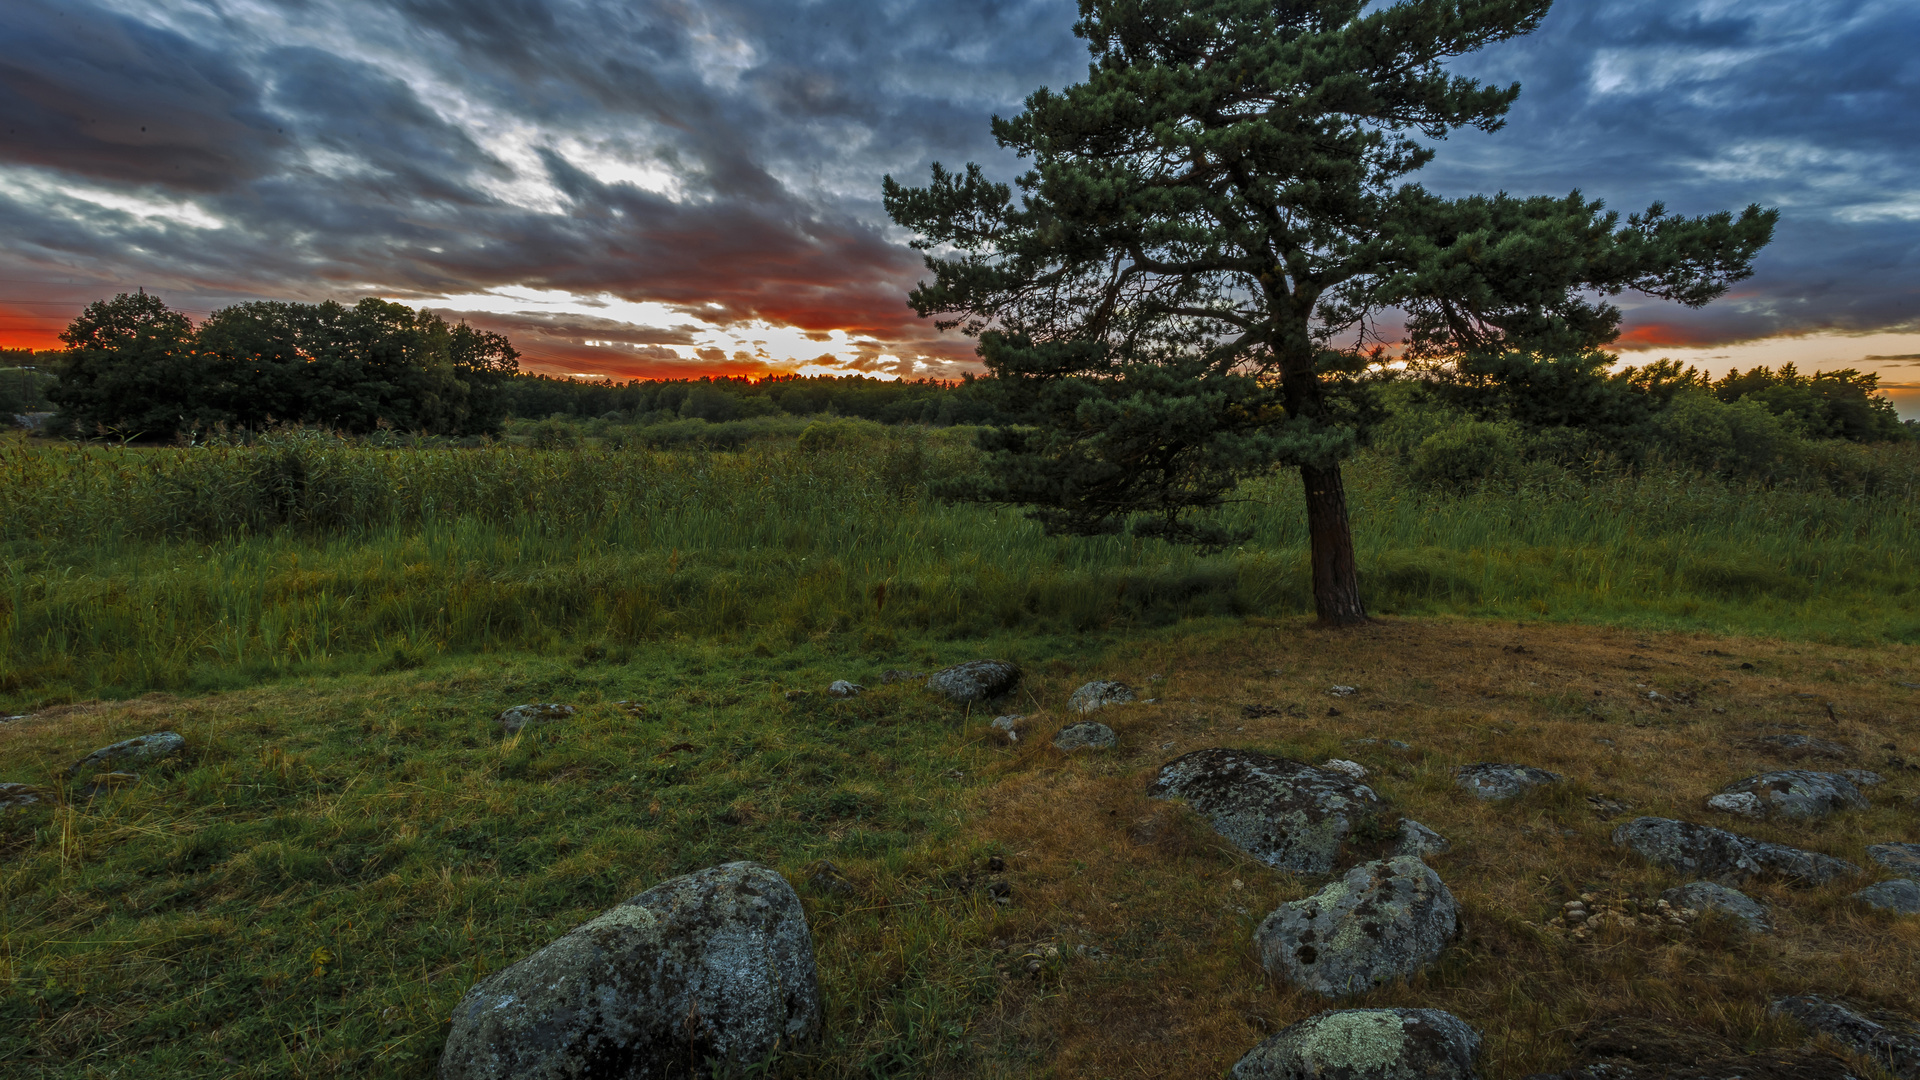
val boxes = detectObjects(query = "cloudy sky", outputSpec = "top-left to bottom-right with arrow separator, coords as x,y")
2,0 -> 1916,412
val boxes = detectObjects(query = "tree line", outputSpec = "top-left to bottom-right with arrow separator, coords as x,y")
25,293 -> 1012,439
44,293 -> 520,440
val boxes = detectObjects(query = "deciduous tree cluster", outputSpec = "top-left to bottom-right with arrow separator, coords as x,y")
49,293 -> 520,440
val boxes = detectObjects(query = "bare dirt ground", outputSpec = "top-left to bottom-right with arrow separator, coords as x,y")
958,616 -> 1920,1078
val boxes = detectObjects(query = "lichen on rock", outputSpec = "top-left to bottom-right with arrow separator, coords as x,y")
1254,856 -> 1460,998
1066,680 -> 1136,713
924,660 -> 1020,703
1232,1007 -> 1482,1079
1148,749 -> 1381,874
1714,770 -> 1871,820
439,861 -> 820,1080
1612,816 -> 1859,884
67,731 -> 185,778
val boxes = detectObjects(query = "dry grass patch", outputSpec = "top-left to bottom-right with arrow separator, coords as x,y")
961,616 -> 1920,1078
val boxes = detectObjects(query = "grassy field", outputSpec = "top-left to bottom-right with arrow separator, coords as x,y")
2,427 -> 1918,1077
1,618 -> 1916,1077
3,428 -> 1918,704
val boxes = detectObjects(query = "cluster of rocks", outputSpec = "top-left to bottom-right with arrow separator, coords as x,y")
1538,881 -> 1778,940
2,730 -> 191,814
435,667 -> 1920,1080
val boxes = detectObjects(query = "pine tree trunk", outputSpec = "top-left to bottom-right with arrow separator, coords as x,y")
1300,462 -> 1367,626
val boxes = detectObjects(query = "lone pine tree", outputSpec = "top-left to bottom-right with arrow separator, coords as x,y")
884,0 -> 1774,625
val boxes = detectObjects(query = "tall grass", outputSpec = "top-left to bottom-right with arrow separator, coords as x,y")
4,429 -> 1918,702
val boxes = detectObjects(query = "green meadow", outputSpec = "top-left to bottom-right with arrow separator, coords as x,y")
4,425 -> 1917,702
2,423 -> 1919,1078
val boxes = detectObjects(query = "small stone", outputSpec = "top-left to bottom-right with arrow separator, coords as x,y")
1395,818 -> 1452,858
1660,881 -> 1771,933
1754,733 -> 1854,759
1232,1008 -> 1482,1080
1454,762 -> 1565,800
494,704 -> 576,732
68,731 -> 186,778
1,782 -> 46,812
1328,685 -> 1357,697
79,772 -> 141,798
1067,680 -> 1136,714
1868,842 -> 1920,879
1706,791 -> 1765,819
826,680 -> 865,698
925,660 -> 1020,703
1321,759 -> 1367,780
1853,879 -> 1920,914
1714,770 -> 1870,820
1586,794 -> 1631,818
1053,721 -> 1116,752
807,860 -> 855,897
989,714 -> 1024,743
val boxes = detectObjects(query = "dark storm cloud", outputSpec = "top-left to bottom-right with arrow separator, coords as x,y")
1422,0 -> 1920,345
0,0 -> 1084,357
0,0 -> 288,191
0,0 -> 1913,361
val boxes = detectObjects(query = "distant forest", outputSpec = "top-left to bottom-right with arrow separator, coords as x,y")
4,293 -> 998,439
3,293 -> 1911,451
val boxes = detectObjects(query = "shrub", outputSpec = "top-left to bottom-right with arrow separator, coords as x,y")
1407,421 -> 1519,488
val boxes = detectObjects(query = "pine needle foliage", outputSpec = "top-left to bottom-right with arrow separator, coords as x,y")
884,0 -> 1777,624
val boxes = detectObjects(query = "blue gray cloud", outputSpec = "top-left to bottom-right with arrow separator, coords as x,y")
0,0 -> 1913,368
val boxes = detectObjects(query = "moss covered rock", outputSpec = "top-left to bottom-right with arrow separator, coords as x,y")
439,861 -> 820,1080
66,731 -> 184,778
925,659 -> 1020,703
1147,749 -> 1381,874
1612,816 -> 1860,884
1233,1007 -> 1482,1079
1255,856 -> 1459,998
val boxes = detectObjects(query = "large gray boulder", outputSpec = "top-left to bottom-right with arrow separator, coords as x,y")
1067,680 -> 1136,713
1770,996 -> 1920,1079
1454,762 -> 1564,801
1868,842 -> 1920,879
1148,749 -> 1382,874
1233,1008 -> 1482,1080
67,732 -> 185,778
439,862 -> 820,1080
925,660 -> 1020,703
1853,879 -> 1920,914
1255,856 -> 1459,998
1715,770 -> 1870,820
1660,881 -> 1771,933
1611,817 -> 1859,884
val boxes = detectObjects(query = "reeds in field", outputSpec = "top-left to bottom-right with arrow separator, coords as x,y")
2,430 -> 1917,701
